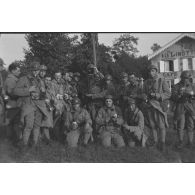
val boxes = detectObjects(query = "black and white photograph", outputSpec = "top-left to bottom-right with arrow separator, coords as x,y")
1,33 -> 195,163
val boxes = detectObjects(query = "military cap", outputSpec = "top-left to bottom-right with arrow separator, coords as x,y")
180,71 -> 191,79
40,65 -> 47,71
121,72 -> 128,78
30,61 -> 40,71
105,95 -> 114,100
72,97 -> 81,105
0,58 -> 5,66
74,72 -> 81,77
127,98 -> 136,105
29,86 -> 38,93
148,64 -> 158,71
105,74 -> 112,80
87,64 -> 95,69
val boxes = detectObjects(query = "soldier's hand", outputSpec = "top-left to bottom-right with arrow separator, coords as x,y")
123,124 -> 130,130
150,93 -> 156,98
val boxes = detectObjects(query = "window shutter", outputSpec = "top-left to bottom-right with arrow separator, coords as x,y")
174,59 -> 179,71
159,61 -> 165,72
192,58 -> 195,70
183,59 -> 188,70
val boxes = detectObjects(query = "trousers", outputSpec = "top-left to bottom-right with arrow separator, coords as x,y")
23,108 -> 43,145
66,125 -> 93,147
99,130 -> 125,147
176,112 -> 194,143
147,107 -> 166,143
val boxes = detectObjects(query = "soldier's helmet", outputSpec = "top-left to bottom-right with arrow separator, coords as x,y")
148,64 -> 158,71
121,72 -> 128,78
180,71 -> 191,79
105,94 -> 114,100
30,61 -> 40,71
40,65 -> 47,71
72,97 -> 81,105
105,74 -> 112,81
127,97 -> 136,105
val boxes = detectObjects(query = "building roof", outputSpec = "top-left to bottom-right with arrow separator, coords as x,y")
148,33 -> 195,60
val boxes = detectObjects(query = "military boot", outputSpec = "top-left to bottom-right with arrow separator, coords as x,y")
176,140 -> 184,149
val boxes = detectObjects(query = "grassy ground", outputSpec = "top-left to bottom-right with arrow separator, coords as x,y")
1,124 -> 195,163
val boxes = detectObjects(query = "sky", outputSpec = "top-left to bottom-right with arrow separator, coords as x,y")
0,33 -> 181,66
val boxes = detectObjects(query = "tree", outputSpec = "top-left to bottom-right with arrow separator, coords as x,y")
70,33 -> 114,75
151,43 -> 161,52
112,33 -> 139,57
24,33 -> 78,75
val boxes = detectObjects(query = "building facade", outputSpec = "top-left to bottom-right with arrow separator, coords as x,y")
148,33 -> 195,90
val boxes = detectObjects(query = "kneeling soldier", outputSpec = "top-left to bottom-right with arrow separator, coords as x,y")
96,95 -> 125,147
123,98 -> 147,147
64,97 -> 93,147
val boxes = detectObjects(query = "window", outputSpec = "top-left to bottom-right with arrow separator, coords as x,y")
169,60 -> 174,71
188,58 -> 193,70
164,60 -> 174,72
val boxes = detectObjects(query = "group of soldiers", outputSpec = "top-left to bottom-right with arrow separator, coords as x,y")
1,59 -> 195,152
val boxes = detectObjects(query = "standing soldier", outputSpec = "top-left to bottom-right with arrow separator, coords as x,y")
141,64 -> 171,151
172,71 -> 195,149
0,59 -> 6,126
123,98 -> 147,147
102,74 -> 116,98
51,71 -> 66,141
4,62 -> 21,142
95,95 -> 125,147
39,65 -> 53,144
13,61 -> 50,149
85,64 -> 104,121
117,72 -> 131,115
63,97 -> 93,147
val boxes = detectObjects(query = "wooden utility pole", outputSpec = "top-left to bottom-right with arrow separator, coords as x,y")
91,33 -> 98,67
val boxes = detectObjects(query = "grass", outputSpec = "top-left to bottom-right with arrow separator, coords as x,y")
1,120 -> 195,163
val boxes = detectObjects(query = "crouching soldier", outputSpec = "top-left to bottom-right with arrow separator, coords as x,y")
123,98 -> 147,147
172,71 -> 195,149
64,97 -> 93,147
95,95 -> 125,147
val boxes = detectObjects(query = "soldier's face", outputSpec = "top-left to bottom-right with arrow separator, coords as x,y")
73,103 -> 80,110
55,73 -> 62,82
13,67 -> 21,77
122,77 -> 128,83
105,99 -> 113,107
129,103 -> 136,112
45,77 -> 51,86
106,79 -> 111,85
150,69 -> 157,78
32,70 -> 40,77
40,70 -> 46,78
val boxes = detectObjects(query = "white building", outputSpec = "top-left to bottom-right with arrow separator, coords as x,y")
148,33 -> 195,90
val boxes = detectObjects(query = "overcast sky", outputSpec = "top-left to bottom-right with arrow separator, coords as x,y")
0,33 -> 181,65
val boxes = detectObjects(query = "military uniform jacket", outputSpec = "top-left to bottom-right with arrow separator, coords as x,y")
4,73 -> 19,108
64,107 -> 92,130
172,81 -> 195,119
142,74 -> 171,127
13,74 -> 50,123
124,108 -> 144,140
96,105 -> 123,133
